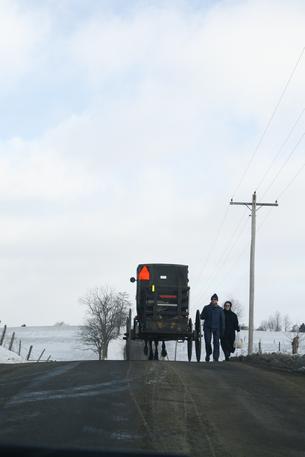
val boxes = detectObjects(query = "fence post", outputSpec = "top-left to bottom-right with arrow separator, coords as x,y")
9,332 -> 15,351
0,325 -> 7,346
278,341 -> 281,352
292,336 -> 299,354
174,341 -> 178,361
37,349 -> 45,362
258,340 -> 262,354
26,345 -> 33,361
18,340 -> 22,356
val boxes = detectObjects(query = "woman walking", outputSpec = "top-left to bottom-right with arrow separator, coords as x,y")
221,301 -> 240,361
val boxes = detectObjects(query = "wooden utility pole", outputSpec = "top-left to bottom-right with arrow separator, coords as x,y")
230,191 -> 278,354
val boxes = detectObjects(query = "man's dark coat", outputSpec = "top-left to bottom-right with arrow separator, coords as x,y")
200,304 -> 225,333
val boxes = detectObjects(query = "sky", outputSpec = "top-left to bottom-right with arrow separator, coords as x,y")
0,0 -> 305,327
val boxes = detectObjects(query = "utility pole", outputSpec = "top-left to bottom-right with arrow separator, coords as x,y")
230,191 -> 278,354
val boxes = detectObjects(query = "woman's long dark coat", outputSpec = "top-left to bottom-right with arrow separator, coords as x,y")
221,310 -> 240,355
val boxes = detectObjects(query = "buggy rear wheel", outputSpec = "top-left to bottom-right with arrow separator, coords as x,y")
125,309 -> 132,361
195,310 -> 201,362
187,318 -> 193,362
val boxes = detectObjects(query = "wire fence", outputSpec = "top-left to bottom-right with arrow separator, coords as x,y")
236,331 -> 305,356
0,324 -> 52,362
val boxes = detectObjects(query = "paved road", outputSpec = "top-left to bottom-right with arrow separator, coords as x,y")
0,361 -> 304,457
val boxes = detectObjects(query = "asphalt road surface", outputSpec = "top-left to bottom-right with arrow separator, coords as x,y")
0,360 -> 304,457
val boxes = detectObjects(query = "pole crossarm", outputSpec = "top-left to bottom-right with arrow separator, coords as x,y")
230,200 -> 278,207
256,202 -> 278,207
230,201 -> 252,206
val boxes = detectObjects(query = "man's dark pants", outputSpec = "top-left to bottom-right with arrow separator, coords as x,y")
204,327 -> 221,361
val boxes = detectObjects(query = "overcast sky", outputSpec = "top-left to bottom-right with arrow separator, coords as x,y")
1,0 -> 305,327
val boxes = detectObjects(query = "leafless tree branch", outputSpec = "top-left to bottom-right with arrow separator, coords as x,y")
80,287 -> 130,360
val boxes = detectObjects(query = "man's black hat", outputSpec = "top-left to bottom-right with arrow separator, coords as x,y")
211,293 -> 218,301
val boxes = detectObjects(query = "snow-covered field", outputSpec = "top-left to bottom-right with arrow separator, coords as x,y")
0,325 -> 304,363
2,326 -> 125,362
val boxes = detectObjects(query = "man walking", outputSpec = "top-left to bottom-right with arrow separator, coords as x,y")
200,293 -> 225,362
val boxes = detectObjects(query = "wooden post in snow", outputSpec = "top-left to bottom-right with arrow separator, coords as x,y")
292,336 -> 299,355
26,345 -> 33,361
9,332 -> 15,351
258,340 -> 262,354
37,349 -> 45,362
0,325 -> 7,346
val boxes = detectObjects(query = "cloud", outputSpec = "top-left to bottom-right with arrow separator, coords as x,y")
69,1 -> 305,113
0,0 -> 305,325
0,1 -> 50,90
0,136 -> 97,201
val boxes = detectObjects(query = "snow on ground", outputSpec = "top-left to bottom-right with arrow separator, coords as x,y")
237,353 -> 305,372
1,326 -> 304,363
160,330 -> 305,362
0,345 -> 23,363
2,326 -> 125,362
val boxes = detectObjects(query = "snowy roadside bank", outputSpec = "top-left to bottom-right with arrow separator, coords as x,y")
235,353 -> 305,373
0,346 -> 23,364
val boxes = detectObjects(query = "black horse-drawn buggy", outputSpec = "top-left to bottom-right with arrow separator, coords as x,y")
125,263 -> 202,362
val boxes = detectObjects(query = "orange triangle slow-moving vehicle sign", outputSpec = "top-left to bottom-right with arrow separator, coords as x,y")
138,265 -> 150,281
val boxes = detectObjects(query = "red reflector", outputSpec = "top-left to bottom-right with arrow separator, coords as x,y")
159,295 -> 177,299
138,266 -> 150,281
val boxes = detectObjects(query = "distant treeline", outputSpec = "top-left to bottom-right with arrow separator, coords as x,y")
257,311 -> 305,332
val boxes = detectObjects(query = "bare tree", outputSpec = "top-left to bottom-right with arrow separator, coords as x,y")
274,311 -> 282,332
266,311 -> 282,331
257,320 -> 268,331
292,324 -> 299,333
257,312 -> 284,332
267,316 -> 275,331
80,288 -> 130,360
283,314 -> 291,332
266,315 -> 274,331
299,323 -> 305,332
228,298 -> 244,320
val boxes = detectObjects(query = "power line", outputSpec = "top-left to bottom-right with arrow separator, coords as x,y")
191,204 -> 230,287
211,235 -> 250,298
192,212 -> 249,303
228,149 -> 305,335
247,159 -> 305,279
247,156 -> 305,285
232,46 -> 305,198
277,155 -> 305,200
193,133 -> 301,301
215,108 -> 305,328
208,215 -> 249,294
261,129 -> 305,198
192,212 -> 247,297
256,105 -> 305,193
193,47 -> 305,303
254,131 -> 305,253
